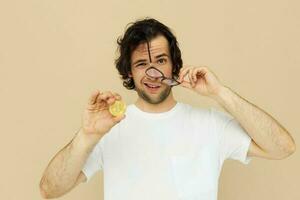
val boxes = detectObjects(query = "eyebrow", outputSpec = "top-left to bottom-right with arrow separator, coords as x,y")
132,53 -> 169,66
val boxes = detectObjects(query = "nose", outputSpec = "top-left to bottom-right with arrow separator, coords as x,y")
145,76 -> 158,82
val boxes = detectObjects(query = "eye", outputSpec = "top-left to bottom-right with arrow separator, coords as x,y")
157,58 -> 167,65
136,63 -> 147,67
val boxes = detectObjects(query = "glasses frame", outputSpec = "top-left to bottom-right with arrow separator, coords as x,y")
145,66 -> 181,86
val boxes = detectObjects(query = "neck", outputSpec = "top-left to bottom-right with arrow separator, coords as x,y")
134,91 -> 177,113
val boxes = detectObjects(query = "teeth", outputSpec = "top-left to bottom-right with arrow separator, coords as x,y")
145,83 -> 160,88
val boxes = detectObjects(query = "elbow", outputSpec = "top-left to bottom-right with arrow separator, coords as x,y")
285,139 -> 296,157
39,183 -> 50,199
40,188 -> 50,199
39,178 -> 59,199
285,133 -> 297,156
288,141 -> 296,155
39,180 -> 52,199
275,142 -> 296,160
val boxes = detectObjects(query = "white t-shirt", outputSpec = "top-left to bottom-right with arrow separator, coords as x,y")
82,102 -> 252,200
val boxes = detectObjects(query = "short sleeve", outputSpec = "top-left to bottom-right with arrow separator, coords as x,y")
81,139 -> 104,182
211,108 -> 252,165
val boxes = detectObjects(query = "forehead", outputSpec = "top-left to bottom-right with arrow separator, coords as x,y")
131,35 -> 170,60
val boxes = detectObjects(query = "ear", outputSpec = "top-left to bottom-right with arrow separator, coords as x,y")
128,72 -> 133,77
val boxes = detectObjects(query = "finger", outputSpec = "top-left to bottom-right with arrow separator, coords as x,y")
199,67 -> 208,77
179,67 -> 191,82
191,68 -> 199,82
199,70 -> 206,78
179,67 -> 190,81
180,67 -> 193,86
107,96 -> 117,105
105,93 -> 117,105
188,68 -> 196,87
112,92 -> 122,100
88,89 -> 100,105
199,69 -> 207,80
191,67 -> 203,82
194,67 -> 208,80
178,67 -> 186,81
106,92 -> 123,106
98,91 -> 114,102
180,80 -> 192,89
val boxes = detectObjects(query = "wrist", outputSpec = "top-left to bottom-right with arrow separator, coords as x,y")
72,128 -> 102,151
211,86 -> 232,104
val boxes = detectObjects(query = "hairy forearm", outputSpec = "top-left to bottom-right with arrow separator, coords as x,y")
213,86 -> 296,157
39,129 -> 98,198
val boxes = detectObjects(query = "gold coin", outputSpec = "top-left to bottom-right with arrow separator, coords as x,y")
109,100 -> 126,117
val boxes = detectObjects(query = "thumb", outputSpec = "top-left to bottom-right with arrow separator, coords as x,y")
180,81 -> 192,89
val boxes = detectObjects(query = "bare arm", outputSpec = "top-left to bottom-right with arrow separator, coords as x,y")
178,66 -> 296,159
39,129 -> 98,199
213,86 -> 296,159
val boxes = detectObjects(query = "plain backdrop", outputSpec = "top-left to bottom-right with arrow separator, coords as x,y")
0,0 -> 299,200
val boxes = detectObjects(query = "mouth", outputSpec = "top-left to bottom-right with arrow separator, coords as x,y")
143,82 -> 161,93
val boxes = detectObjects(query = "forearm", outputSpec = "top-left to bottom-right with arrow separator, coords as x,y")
213,86 -> 296,157
39,129 -> 99,198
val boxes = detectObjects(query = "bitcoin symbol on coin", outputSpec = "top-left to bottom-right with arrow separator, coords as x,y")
109,100 -> 126,117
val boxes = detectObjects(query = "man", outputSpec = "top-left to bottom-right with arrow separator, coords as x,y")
39,18 -> 296,200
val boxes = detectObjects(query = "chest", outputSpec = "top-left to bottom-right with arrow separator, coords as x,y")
102,123 -> 220,199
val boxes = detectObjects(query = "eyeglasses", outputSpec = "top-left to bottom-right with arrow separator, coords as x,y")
145,66 -> 181,86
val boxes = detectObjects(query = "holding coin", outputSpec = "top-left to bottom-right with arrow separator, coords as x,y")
109,100 -> 126,117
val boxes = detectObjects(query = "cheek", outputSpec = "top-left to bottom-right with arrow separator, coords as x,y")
131,69 -> 145,82
162,68 -> 173,77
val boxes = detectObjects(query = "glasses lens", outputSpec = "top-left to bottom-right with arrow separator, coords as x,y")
146,67 -> 163,78
162,78 -> 180,86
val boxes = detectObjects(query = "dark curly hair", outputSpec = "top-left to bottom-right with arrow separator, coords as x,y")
115,17 -> 183,90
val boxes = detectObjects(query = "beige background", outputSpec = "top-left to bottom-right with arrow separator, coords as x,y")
0,0 -> 299,199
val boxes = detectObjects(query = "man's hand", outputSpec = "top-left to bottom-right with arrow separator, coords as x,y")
39,89 -> 126,199
178,66 -> 225,97
81,90 -> 126,141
